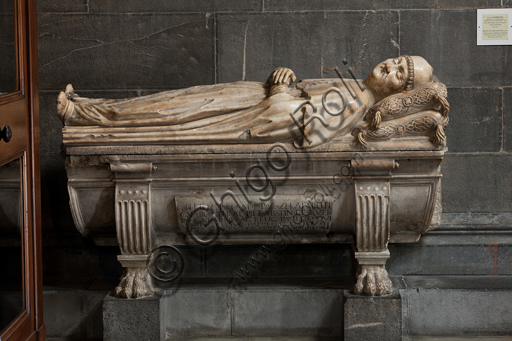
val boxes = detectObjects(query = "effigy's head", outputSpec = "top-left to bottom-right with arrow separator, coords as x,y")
364,55 -> 434,99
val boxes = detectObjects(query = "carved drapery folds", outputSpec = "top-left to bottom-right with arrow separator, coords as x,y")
57,56 -> 449,150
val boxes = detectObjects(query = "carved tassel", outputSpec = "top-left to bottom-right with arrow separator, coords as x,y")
433,124 -> 446,147
370,111 -> 381,131
357,132 -> 368,149
435,94 -> 450,117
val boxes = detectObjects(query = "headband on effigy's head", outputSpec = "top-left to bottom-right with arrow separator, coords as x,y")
402,55 -> 414,92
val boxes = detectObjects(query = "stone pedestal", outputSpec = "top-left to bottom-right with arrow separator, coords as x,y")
103,286 -> 343,340
103,293 -> 163,341
344,289 -> 402,341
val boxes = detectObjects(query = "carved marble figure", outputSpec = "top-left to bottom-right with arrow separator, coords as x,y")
57,55 -> 449,299
57,55 -> 448,149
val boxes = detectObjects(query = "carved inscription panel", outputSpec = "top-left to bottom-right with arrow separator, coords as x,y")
175,195 -> 333,235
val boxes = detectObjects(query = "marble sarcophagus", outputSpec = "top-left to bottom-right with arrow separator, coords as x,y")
58,55 -> 449,298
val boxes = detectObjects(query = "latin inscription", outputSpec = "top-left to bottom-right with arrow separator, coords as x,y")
175,195 -> 332,234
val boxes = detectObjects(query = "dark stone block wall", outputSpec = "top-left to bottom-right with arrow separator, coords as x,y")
36,0 -> 512,337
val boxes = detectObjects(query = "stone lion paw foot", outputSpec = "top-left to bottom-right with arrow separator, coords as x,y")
114,267 -> 153,299
354,265 -> 393,296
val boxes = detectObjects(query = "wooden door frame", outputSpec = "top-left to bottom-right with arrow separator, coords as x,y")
0,0 -> 44,339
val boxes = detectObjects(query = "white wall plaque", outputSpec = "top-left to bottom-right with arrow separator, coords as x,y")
477,9 -> 512,45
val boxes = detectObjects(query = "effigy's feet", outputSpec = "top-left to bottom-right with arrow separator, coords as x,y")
354,265 -> 393,296
114,267 -> 153,299
65,83 -> 75,99
56,91 -> 68,121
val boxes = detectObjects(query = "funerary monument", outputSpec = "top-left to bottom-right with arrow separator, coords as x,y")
57,55 -> 449,299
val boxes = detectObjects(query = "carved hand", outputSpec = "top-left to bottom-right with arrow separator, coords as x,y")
269,67 -> 297,86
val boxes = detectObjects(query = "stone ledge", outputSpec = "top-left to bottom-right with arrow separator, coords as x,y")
437,213 -> 512,231
344,289 -> 402,341
408,336 -> 510,341
167,337 -> 340,341
392,275 -> 512,290
403,289 -> 512,337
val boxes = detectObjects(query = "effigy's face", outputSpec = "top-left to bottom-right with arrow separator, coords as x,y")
365,56 -> 409,94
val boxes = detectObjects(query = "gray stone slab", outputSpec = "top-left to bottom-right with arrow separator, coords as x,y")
168,337 -> 340,341
435,0 -> 502,8
419,233 -> 512,246
39,91 -> 65,155
152,246 -> 204,293
83,291 -> 108,340
394,275 -> 512,290
232,288 -> 342,337
86,278 -> 121,291
42,244 -> 121,281
441,154 -> 512,213
204,244 -> 351,279
40,156 -> 78,234
344,290 -> 401,341
37,0 -> 87,13
38,14 -> 214,90
89,0 -> 261,12
0,1 -> 15,12
411,337 -> 512,341
43,277 -> 91,291
504,88 -> 512,152
160,277 -> 351,291
217,12 -> 399,84
204,245 -> 262,277
388,244 -> 512,276
400,10 -> 512,87
444,87 -> 502,153
439,213 -> 512,231
163,288 -> 231,337
43,291 -> 83,339
103,293 -> 163,341
175,246 -> 205,278
404,289 -> 512,336
264,0 -> 434,10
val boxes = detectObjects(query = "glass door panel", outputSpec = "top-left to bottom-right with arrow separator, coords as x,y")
0,0 -> 18,96
0,157 -> 24,334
